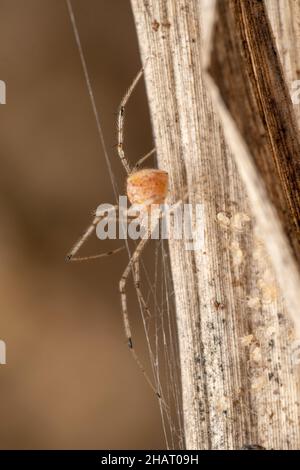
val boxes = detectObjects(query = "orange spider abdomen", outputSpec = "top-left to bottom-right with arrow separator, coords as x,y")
127,169 -> 168,208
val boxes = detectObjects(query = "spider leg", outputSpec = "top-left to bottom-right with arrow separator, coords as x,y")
133,259 -> 151,318
66,205 -> 120,262
132,147 -> 156,172
117,59 -> 150,175
120,236 -> 149,348
68,246 -> 125,262
161,190 -> 191,223
119,234 -> 163,398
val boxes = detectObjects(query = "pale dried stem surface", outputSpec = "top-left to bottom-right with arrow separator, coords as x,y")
131,0 -> 300,449
266,0 -> 300,127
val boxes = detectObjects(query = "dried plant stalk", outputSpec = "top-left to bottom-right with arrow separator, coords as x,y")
265,0 -> 300,128
131,0 -> 300,449
203,0 -> 300,332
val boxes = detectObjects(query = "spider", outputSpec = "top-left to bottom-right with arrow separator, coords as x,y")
66,63 -> 182,397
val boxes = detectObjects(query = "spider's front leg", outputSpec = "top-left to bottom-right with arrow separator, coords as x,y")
133,260 -> 151,318
66,204 -> 125,262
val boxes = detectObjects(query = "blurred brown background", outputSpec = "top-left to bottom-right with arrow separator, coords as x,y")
0,0 -> 165,449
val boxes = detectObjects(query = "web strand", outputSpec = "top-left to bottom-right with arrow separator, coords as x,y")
65,0 -> 119,202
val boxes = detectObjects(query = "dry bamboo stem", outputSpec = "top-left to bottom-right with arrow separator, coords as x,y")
203,0 -> 300,332
265,0 -> 300,129
131,0 -> 300,449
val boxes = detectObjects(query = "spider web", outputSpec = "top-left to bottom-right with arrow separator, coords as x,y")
140,239 -> 184,449
65,0 -> 184,449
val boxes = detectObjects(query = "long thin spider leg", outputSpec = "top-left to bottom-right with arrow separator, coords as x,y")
65,0 -> 118,202
119,235 -> 163,397
133,260 -> 151,318
120,236 -> 149,348
133,259 -> 165,402
70,211 -> 137,261
69,246 -> 125,262
117,59 -> 150,175
132,147 -> 156,173
66,205 -> 119,261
